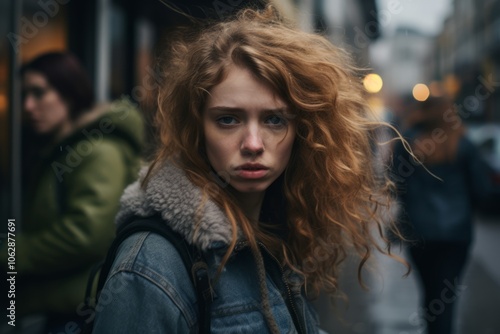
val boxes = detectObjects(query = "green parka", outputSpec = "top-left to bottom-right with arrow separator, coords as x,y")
1,98 -> 144,315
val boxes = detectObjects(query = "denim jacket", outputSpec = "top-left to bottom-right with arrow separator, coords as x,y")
92,162 -> 322,333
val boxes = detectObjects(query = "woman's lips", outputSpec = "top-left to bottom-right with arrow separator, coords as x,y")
235,163 -> 269,179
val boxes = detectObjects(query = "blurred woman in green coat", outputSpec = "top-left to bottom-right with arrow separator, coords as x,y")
0,52 -> 143,331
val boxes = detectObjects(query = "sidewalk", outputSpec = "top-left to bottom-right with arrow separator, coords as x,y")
314,216 -> 500,334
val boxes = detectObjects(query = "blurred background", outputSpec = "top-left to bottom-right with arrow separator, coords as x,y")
1,0 -> 499,333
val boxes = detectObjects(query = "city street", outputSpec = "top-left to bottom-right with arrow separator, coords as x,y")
2,0 -> 499,334
314,214 -> 500,334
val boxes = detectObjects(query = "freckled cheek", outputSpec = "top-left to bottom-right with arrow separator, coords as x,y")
205,139 -> 234,170
280,146 -> 294,163
280,135 -> 296,163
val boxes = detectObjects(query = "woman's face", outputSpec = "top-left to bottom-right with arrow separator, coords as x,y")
23,71 -> 71,135
203,66 -> 296,198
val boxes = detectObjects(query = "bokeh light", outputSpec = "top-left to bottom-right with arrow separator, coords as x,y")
443,74 -> 461,98
0,93 -> 6,110
429,81 -> 444,97
363,73 -> 383,94
412,83 -> 430,101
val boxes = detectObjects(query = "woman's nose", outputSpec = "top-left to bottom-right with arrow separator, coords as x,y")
241,125 -> 264,156
24,95 -> 37,114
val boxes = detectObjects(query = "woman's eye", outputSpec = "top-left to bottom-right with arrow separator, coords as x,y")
216,116 -> 238,126
265,115 -> 286,126
23,86 -> 48,100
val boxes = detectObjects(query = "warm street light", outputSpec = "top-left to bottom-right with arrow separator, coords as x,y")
413,83 -> 430,101
363,73 -> 383,93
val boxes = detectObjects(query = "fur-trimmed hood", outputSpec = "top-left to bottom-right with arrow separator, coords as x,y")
116,162 -> 235,250
116,160 -> 400,251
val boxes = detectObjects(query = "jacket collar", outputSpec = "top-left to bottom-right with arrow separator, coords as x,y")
116,162 -> 235,250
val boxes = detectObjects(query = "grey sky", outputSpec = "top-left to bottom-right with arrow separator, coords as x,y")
376,0 -> 453,36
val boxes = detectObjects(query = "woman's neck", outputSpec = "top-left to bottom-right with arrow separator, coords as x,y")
234,191 -> 265,222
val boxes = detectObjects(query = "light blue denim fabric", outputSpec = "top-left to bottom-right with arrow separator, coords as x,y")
92,231 -> 321,333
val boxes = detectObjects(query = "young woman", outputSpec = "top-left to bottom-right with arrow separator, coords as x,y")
93,6 -> 399,333
0,52 -> 143,330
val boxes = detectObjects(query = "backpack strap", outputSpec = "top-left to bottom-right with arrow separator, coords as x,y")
192,260 -> 212,333
87,214 -> 212,333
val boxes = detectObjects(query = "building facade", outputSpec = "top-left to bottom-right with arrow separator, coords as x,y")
431,0 -> 500,123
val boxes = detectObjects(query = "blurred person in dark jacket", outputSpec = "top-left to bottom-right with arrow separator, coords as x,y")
0,52 -> 144,331
391,96 -> 492,334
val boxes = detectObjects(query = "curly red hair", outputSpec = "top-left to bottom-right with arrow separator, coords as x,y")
145,5 -> 403,298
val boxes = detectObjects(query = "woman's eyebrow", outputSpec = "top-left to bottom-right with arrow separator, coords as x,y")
262,107 -> 289,114
206,106 -> 245,113
207,106 -> 289,113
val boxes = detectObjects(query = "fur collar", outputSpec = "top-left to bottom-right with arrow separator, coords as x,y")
116,162 -> 235,250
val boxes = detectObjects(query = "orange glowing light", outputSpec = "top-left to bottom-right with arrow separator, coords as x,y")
413,83 -> 430,101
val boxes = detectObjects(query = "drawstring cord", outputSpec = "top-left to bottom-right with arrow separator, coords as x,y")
251,246 -> 280,334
